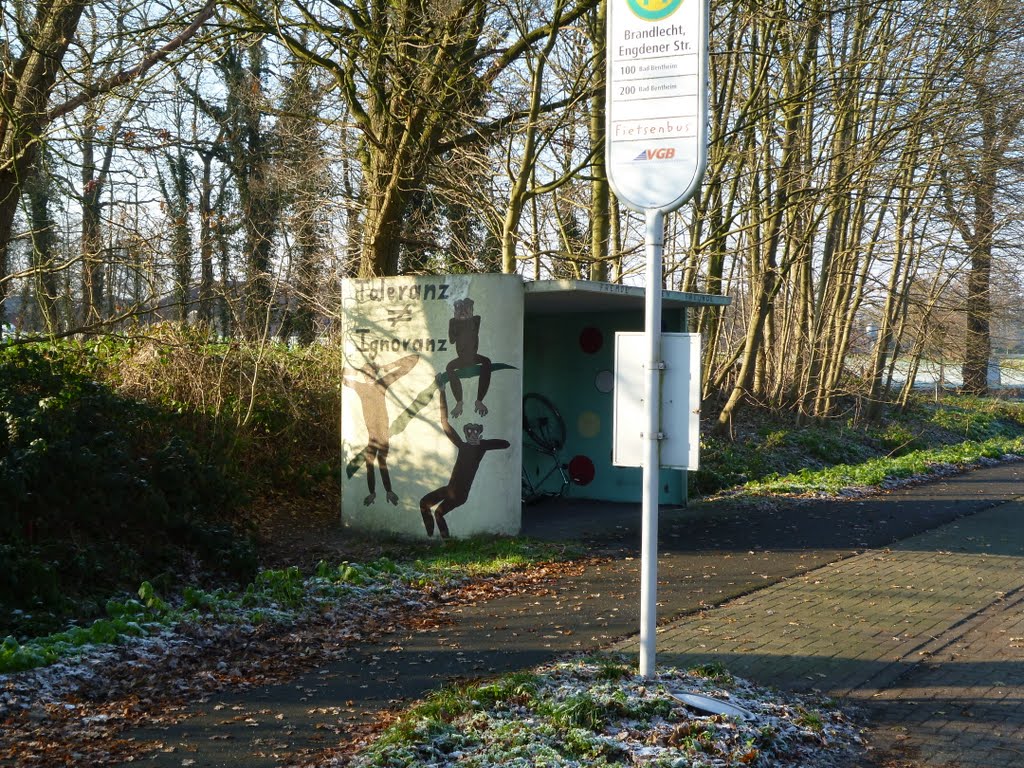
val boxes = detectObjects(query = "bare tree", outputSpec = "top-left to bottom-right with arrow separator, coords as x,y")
0,0 -> 216,331
276,54 -> 332,344
934,0 -> 1024,394
227,0 -> 599,278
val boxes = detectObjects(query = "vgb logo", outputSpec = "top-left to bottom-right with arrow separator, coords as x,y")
626,0 -> 684,22
633,147 -> 678,161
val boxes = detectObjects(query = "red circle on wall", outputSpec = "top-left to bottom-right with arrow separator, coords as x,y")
579,326 -> 603,354
568,455 -> 596,486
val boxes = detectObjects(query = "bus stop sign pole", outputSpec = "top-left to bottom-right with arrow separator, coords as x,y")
640,209 -> 664,679
605,0 -> 709,679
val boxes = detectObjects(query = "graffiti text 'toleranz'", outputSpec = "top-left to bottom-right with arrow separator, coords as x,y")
354,281 -> 450,303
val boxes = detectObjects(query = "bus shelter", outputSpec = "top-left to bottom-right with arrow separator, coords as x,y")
339,275 -> 729,539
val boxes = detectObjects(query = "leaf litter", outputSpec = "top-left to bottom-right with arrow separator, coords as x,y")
0,553 -> 868,768
0,557 -> 593,766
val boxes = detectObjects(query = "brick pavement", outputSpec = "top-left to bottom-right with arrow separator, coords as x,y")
865,586 -> 1024,766
617,499 -> 1024,767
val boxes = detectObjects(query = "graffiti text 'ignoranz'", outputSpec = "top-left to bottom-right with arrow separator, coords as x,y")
354,329 -> 448,354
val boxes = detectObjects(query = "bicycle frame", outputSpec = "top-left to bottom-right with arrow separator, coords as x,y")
521,442 -> 570,503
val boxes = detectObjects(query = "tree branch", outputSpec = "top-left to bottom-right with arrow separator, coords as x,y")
48,0 -> 219,121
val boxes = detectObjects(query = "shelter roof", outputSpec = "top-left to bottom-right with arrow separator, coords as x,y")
523,279 -> 730,315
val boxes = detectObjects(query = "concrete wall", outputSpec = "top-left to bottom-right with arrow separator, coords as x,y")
341,275 -> 523,539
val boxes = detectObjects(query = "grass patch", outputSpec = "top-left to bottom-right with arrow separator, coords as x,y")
740,435 -> 1024,496
591,656 -> 632,681
537,691 -> 607,730
695,394 -> 1024,498
795,707 -> 825,732
926,398 -> 1022,440
689,660 -> 735,686
350,657 -> 863,767
409,537 -> 581,578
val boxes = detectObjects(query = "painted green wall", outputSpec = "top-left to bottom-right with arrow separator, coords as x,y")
341,275 -> 524,539
523,310 -> 686,504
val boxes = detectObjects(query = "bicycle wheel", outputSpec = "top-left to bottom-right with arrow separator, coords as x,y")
522,393 -> 566,452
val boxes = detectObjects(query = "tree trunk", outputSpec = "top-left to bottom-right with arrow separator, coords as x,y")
961,100 -> 997,394
158,149 -> 193,322
80,131 -> 105,323
0,0 -> 87,327
25,165 -> 61,334
198,151 -> 217,324
587,0 -> 609,282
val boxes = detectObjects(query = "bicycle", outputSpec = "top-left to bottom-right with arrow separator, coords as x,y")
521,392 -> 572,504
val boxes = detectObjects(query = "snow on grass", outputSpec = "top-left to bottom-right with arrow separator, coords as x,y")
344,656 -> 866,768
0,562 -> 427,676
1,539 -> 577,677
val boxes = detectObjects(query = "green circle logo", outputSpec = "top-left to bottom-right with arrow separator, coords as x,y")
627,0 -> 683,21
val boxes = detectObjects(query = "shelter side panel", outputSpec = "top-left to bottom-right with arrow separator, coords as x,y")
341,275 -> 524,538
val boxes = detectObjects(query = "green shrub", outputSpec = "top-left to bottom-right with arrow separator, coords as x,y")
471,673 -> 540,708
928,402 -> 1019,440
690,661 -> 735,686
0,342 -> 247,634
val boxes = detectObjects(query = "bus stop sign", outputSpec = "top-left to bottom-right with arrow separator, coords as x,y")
606,0 -> 708,213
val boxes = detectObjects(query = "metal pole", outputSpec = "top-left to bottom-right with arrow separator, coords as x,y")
640,208 -> 664,679
681,307 -> 689,509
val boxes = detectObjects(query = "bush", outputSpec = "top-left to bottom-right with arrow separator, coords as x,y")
0,342 -> 248,635
100,325 -> 342,493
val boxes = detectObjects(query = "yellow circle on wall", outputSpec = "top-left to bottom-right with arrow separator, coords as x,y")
578,411 -> 601,438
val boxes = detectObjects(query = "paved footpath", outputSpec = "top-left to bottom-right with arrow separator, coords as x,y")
625,497 -> 1024,767
103,461 -> 1024,767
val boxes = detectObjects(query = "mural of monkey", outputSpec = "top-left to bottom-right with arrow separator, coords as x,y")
342,353 -> 419,506
419,381 -> 509,538
446,297 -> 492,418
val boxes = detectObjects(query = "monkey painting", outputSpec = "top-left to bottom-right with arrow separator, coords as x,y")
342,353 -> 419,506
445,297 -> 492,418
419,381 -> 509,539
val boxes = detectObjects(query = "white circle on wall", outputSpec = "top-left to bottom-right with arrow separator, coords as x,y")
595,370 -> 614,393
